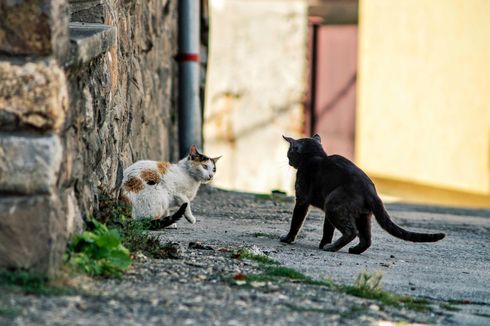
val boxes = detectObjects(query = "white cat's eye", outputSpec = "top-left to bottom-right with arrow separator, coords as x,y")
202,164 -> 208,169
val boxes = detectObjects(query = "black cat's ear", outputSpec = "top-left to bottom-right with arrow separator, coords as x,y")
282,135 -> 294,144
312,134 -> 321,143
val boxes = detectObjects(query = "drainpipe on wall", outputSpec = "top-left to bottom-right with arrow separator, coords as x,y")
177,0 -> 202,158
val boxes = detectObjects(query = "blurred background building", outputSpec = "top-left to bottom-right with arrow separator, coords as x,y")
204,0 -> 490,208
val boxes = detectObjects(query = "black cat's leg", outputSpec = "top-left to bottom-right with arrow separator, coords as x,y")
348,214 -> 372,254
280,202 -> 309,244
322,204 -> 358,252
319,217 -> 335,249
323,225 -> 357,252
322,188 -> 362,252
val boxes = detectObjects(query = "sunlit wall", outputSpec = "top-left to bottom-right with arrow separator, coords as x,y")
356,0 -> 490,207
203,0 -> 308,194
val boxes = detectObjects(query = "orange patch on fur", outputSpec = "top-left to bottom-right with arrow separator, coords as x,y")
157,161 -> 170,175
123,177 -> 144,193
140,169 -> 161,184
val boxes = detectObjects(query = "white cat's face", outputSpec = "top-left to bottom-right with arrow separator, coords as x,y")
196,159 -> 216,183
187,145 -> 221,183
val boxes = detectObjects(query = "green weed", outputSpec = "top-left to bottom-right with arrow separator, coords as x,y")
65,218 -> 131,278
232,248 -> 280,265
337,272 -> 431,312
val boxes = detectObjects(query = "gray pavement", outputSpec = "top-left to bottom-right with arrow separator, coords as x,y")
164,187 -> 490,323
2,187 -> 489,325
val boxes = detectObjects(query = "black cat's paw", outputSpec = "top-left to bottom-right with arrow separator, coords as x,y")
280,234 -> 295,244
322,244 -> 337,252
319,239 -> 330,249
348,247 -> 361,254
348,246 -> 367,255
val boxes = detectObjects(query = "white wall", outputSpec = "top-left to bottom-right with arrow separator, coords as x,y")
204,0 -> 308,194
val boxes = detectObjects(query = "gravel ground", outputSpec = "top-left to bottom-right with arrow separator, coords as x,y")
1,187 -> 489,326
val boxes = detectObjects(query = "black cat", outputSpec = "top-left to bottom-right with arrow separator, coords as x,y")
280,134 -> 445,254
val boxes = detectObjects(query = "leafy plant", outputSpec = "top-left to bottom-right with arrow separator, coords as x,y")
66,219 -> 131,278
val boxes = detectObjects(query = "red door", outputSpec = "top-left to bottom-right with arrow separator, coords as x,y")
307,24 -> 358,160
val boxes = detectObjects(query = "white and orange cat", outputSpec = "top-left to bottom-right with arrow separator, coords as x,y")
120,145 -> 221,225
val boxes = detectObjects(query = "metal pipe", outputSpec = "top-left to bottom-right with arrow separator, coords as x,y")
178,0 -> 202,158
309,23 -> 319,136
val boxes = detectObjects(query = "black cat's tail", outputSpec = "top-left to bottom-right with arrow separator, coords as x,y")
370,197 -> 445,242
149,203 -> 188,230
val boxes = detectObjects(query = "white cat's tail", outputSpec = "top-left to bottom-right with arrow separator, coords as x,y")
149,203 -> 188,230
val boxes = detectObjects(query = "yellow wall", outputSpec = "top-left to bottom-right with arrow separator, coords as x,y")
357,0 -> 490,203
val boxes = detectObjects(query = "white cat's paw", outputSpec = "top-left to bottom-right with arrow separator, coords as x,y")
185,215 -> 196,224
167,222 -> 178,229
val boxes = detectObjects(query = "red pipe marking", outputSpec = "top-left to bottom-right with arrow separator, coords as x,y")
175,53 -> 200,62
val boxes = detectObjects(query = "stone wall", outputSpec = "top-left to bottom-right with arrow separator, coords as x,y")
66,0 -> 179,214
0,0 -> 180,275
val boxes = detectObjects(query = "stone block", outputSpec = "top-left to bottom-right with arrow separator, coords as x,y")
67,22 -> 117,67
0,59 -> 68,131
0,0 -> 69,57
0,134 -> 62,194
0,194 -> 67,276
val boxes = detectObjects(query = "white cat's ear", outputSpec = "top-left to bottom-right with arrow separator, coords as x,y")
282,135 -> 294,143
312,134 -> 321,143
189,145 -> 198,155
212,156 -> 222,163
188,145 -> 198,159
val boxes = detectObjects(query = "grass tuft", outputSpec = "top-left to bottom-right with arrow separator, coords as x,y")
337,272 -> 431,312
253,232 -> 278,239
232,248 -> 280,265
439,303 -> 461,311
0,269 -> 77,296
262,265 -> 332,286
229,248 -> 332,287
116,219 -> 181,259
